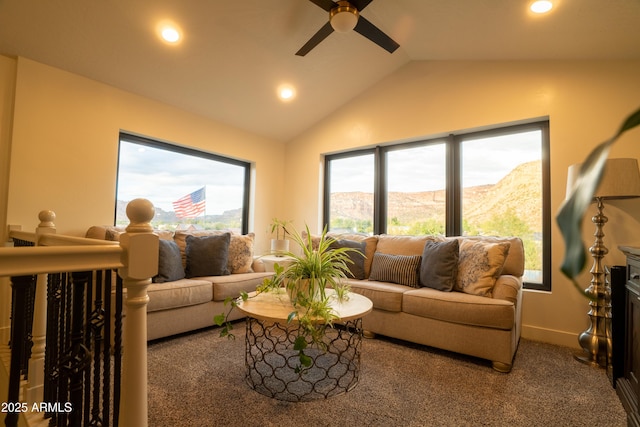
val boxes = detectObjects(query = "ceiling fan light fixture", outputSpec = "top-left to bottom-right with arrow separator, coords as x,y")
330,1 -> 359,33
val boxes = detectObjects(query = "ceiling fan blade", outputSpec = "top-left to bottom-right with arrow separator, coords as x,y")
350,0 -> 374,11
308,0 -> 337,12
296,21 -> 335,56
353,16 -> 399,53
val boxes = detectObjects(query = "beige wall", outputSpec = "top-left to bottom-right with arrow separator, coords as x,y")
0,55 -> 17,343
285,60 -> 640,348
0,55 -> 16,243
2,56 -> 286,254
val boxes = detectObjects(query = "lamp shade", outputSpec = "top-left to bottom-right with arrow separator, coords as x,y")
566,158 -> 640,201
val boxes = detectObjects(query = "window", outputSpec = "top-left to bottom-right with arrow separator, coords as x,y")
324,121 -> 550,290
325,151 -> 375,234
115,133 -> 251,234
385,142 -> 447,235
460,129 -> 546,286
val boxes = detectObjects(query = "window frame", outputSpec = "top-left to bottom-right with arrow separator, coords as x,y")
116,132 -> 251,234
323,120 -> 551,291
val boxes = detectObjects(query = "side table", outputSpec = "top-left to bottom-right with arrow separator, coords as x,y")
235,289 -> 373,401
260,254 -> 294,272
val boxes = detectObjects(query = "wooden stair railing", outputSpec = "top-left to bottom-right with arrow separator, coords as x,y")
0,199 -> 157,427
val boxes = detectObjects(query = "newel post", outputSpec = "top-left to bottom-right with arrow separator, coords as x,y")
25,210 -> 56,405
118,199 -> 158,427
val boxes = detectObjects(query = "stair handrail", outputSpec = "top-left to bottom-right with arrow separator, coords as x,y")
0,199 -> 156,427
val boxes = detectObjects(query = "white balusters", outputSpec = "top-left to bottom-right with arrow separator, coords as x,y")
24,210 -> 56,406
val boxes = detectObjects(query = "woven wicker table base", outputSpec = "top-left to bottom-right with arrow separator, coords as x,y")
244,317 -> 364,402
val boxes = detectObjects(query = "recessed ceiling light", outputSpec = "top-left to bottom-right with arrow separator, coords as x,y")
278,85 -> 296,102
161,26 -> 180,43
156,20 -> 182,44
530,1 -> 553,14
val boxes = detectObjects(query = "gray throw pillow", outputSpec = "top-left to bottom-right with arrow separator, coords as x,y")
419,239 -> 459,291
329,239 -> 366,280
154,239 -> 185,283
185,233 -> 231,278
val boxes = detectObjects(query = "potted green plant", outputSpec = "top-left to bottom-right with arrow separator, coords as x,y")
215,224 -> 361,371
269,218 -> 292,255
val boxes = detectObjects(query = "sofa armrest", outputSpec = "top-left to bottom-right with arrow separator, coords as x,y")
492,275 -> 522,306
252,257 -> 266,273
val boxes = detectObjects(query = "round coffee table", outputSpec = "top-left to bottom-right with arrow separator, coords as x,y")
235,288 -> 373,401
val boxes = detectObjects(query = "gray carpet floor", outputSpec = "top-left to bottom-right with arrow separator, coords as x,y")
147,323 -> 626,427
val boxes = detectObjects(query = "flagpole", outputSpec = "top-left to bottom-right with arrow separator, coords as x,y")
201,186 -> 206,227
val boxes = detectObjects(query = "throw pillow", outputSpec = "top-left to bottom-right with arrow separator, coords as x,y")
154,239 -> 185,283
185,233 -> 231,278
227,233 -> 255,274
368,252 -> 422,288
174,229 -> 232,268
327,233 -> 378,278
419,239 -> 459,291
455,240 -> 511,296
329,239 -> 366,280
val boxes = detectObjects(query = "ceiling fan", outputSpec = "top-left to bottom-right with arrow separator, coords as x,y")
296,0 -> 400,56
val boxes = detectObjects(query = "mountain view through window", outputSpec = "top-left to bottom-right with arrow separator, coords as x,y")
326,123 -> 548,288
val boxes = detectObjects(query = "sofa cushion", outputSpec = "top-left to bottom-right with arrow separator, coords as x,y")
419,239 -> 459,291
185,233 -> 231,278
376,234 -> 444,256
154,239 -> 185,283
203,272 -> 275,302
330,239 -> 366,280
86,225 -> 173,242
403,287 -> 515,330
455,240 -> 511,296
345,279 -> 408,312
369,253 -> 421,287
146,278 -> 213,312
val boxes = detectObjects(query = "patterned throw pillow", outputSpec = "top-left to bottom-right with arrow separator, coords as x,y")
227,233 -> 255,274
368,252 -> 422,287
455,240 -> 511,296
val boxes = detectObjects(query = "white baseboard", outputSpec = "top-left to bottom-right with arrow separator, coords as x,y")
521,324 -> 580,350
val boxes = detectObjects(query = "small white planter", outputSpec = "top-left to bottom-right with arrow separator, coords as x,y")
270,239 -> 290,256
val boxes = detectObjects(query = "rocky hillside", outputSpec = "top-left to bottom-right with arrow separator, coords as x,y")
331,160 -> 542,232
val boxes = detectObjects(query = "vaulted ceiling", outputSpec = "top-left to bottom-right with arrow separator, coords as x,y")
1,0 -> 639,142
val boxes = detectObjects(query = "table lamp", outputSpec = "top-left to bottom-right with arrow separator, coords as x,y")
565,157 -> 640,367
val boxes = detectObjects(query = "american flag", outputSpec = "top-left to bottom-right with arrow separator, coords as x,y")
173,187 -> 206,218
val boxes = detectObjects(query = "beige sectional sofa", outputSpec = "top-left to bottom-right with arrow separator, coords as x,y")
86,226 -> 273,340
88,225 -> 523,371
326,233 -> 524,373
